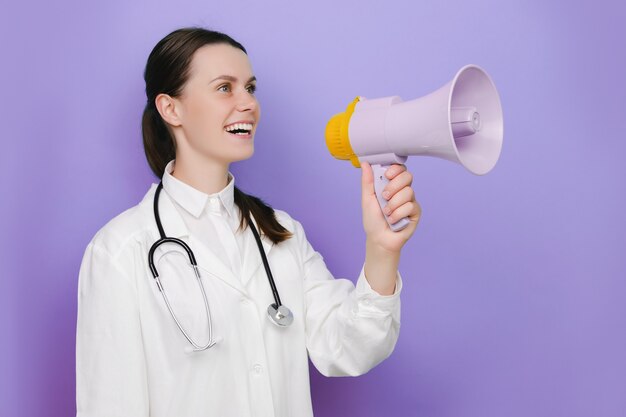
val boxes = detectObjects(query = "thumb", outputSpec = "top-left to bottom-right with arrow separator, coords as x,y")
361,161 -> 375,200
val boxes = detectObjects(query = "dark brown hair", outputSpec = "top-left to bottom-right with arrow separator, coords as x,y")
142,27 -> 292,244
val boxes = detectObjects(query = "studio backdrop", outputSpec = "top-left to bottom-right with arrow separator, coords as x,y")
1,0 -> 625,416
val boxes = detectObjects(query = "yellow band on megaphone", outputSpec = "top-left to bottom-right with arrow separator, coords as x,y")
325,97 -> 361,168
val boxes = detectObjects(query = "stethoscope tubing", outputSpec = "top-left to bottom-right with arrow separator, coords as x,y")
248,219 -> 283,308
148,182 -> 293,352
149,184 -> 217,351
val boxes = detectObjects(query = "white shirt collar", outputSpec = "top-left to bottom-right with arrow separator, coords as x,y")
161,160 -> 236,218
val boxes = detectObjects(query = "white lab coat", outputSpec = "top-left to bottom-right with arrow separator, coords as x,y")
76,183 -> 402,417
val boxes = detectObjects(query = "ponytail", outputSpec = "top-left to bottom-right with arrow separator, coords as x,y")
234,187 -> 293,244
142,104 -> 176,178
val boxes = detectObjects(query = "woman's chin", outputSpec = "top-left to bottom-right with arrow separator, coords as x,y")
230,146 -> 254,162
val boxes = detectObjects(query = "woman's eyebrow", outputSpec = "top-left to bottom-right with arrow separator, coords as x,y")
210,75 -> 257,84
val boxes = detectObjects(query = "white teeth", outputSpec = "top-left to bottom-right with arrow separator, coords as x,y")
225,123 -> 253,132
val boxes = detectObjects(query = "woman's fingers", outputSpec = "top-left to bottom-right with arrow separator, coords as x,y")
382,170 -> 413,200
382,184 -> 414,212
386,198 -> 421,225
384,164 -> 408,180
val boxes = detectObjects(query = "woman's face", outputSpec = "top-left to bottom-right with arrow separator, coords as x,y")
174,43 -> 260,165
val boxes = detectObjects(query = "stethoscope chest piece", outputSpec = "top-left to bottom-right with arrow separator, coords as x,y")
267,303 -> 294,327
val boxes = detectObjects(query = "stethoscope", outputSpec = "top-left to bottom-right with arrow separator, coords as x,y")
148,182 -> 294,352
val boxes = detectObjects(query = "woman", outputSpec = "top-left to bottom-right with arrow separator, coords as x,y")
76,28 -> 420,417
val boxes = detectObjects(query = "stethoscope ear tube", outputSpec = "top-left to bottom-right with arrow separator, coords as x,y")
148,237 -> 198,279
149,183 -> 198,278
148,235 -> 218,350
149,182 -> 217,351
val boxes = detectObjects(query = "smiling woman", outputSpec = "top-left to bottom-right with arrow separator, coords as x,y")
141,30 -> 290,242
153,44 -> 258,172
76,27 -> 420,417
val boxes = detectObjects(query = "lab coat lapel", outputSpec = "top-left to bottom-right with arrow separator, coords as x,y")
241,214 -> 274,287
189,235 -> 247,296
154,184 -> 247,296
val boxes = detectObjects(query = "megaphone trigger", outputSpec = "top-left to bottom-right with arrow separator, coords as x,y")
371,163 -> 411,232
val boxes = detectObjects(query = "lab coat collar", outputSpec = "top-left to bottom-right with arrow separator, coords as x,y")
162,160 -> 236,219
142,183 -> 274,295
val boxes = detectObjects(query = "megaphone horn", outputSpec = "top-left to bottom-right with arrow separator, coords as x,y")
325,65 -> 504,232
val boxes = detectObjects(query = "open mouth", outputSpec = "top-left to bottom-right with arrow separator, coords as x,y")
224,122 -> 253,136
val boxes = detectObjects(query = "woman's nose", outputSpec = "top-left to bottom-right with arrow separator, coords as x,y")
235,91 -> 258,113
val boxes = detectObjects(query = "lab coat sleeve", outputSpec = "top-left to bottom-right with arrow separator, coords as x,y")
76,242 -> 149,417
295,220 -> 402,377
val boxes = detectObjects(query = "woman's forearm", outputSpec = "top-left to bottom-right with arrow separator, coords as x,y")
364,239 -> 400,295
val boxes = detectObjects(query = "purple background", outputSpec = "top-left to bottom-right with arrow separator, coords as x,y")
2,0 -> 625,416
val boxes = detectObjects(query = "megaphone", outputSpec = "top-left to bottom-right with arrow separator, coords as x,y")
325,65 -> 503,232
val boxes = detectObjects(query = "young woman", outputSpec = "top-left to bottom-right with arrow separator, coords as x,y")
76,28 -> 420,417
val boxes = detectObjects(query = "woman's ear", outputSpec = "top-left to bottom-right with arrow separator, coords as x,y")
155,93 -> 182,127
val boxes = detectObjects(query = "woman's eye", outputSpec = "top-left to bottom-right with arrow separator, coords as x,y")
246,85 -> 257,94
218,84 -> 231,93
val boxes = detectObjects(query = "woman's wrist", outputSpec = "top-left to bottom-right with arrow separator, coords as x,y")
364,239 -> 400,296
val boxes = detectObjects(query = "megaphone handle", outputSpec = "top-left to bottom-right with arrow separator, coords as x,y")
372,164 -> 410,232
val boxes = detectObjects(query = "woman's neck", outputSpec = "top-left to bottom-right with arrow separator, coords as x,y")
171,153 -> 230,195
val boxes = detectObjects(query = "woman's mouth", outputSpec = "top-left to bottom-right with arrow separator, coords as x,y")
224,122 -> 254,137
